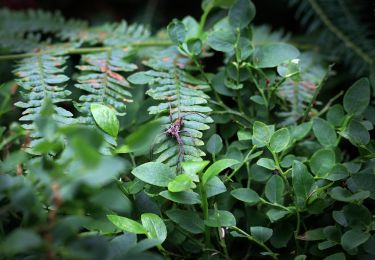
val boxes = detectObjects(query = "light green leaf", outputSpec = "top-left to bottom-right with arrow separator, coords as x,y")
202,159 -> 239,186
230,188 -> 260,205
141,213 -> 167,244
207,134 -> 223,155
310,149 -> 335,178
265,175 -> 284,204
206,176 -> 227,198
253,121 -> 271,147
253,43 -> 300,68
257,158 -> 276,170
132,162 -> 176,187
186,38 -> 202,55
167,19 -> 187,45
343,78 -> 370,115
270,128 -> 290,153
291,122 -> 312,141
266,209 -> 289,223
312,117 -> 337,147
228,0 -> 256,29
168,174 -> 195,192
107,215 -> 146,234
90,103 -> 119,137
207,29 -> 236,53
181,160 -> 209,182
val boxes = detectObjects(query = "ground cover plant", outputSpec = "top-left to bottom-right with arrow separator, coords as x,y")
0,0 -> 374,259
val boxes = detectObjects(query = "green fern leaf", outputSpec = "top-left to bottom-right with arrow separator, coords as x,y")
13,51 -> 74,149
129,47 -> 213,168
74,48 -> 137,145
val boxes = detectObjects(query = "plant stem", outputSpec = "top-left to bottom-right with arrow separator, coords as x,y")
198,179 -> 211,248
198,5 -> 212,36
225,145 -> 259,182
0,41 -> 173,61
230,226 -> 278,260
315,90 -> 344,117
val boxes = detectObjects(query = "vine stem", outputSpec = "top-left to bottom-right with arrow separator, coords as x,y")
229,226 -> 278,260
0,41 -> 173,61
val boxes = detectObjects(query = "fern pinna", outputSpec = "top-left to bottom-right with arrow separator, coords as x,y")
129,47 -> 213,168
13,51 -> 74,151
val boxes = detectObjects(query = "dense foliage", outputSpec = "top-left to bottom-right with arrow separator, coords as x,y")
0,0 -> 374,259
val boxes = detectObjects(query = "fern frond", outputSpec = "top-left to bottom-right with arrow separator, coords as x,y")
0,8 -> 86,52
277,52 -> 327,125
74,48 -> 137,144
129,47 -> 213,168
289,0 -> 375,75
13,51 -> 74,149
61,21 -> 150,46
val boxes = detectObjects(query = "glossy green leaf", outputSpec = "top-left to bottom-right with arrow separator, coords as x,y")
270,128 -> 290,153
207,134 -> 223,155
132,162 -> 176,187
253,121 -> 271,147
206,176 -> 227,198
265,175 -> 284,204
292,161 -> 314,208
168,174 -> 195,192
202,159 -> 239,186
343,78 -> 370,115
90,103 -> 119,137
181,160 -> 209,182
141,213 -> 167,244
312,117 -> 337,147
159,190 -> 201,204
253,43 -> 300,68
228,0 -> 255,29
250,226 -> 273,242
230,188 -> 260,205
204,210 -> 236,227
256,158 -> 276,170
343,119 -> 370,146
291,122 -> 312,141
310,149 -> 335,178
107,215 -> 146,234
266,209 -> 289,223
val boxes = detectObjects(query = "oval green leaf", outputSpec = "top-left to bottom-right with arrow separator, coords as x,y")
132,162 -> 176,187
90,103 -> 119,137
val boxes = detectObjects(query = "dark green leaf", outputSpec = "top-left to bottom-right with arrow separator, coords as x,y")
207,134 -> 223,155
228,0 -> 256,29
265,175 -> 284,204
310,149 -> 335,178
341,229 -> 370,251
159,190 -> 201,204
312,117 -> 337,147
250,226 -> 273,242
166,209 -> 204,234
230,188 -> 260,205
343,78 -> 370,115
292,161 -> 314,208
